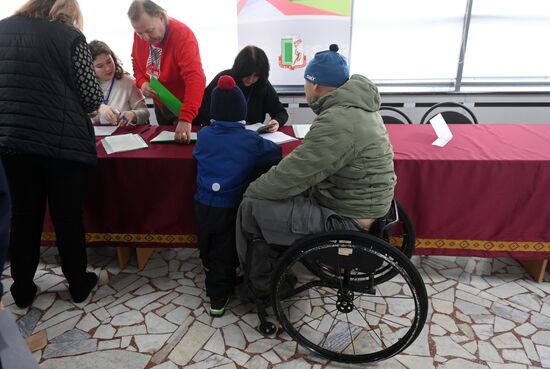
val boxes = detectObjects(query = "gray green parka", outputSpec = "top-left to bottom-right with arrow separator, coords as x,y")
245,74 -> 396,219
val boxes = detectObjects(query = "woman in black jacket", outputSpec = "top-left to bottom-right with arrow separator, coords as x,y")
0,0 -> 103,308
194,45 -> 288,131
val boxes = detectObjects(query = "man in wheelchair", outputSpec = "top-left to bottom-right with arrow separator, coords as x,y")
236,44 -> 396,304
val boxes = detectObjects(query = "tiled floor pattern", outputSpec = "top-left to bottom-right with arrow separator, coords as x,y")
1,247 -> 549,369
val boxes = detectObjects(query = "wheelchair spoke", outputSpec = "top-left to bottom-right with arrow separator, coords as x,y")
352,296 -> 374,329
281,293 -> 337,304
285,280 -> 339,298
353,294 -> 414,301
363,310 -> 413,329
320,310 -> 340,349
368,326 -> 386,350
293,306 -> 340,332
345,313 -> 357,355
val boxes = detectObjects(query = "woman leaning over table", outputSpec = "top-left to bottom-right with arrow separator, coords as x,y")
0,0 -> 103,308
89,40 -> 150,125
193,45 -> 288,131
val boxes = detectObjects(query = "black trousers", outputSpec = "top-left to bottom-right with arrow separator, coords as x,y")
2,155 -> 90,287
154,103 -> 178,126
194,201 -> 239,300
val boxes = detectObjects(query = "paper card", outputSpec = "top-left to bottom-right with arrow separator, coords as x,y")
429,113 -> 453,147
150,130 -> 175,143
245,122 -> 273,134
245,123 -> 264,132
292,124 -> 311,139
94,125 -> 118,137
150,131 -> 197,143
259,131 -> 297,144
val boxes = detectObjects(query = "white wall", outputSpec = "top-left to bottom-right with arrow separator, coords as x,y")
0,0 -> 238,83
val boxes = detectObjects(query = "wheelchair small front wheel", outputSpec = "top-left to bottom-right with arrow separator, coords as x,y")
258,321 -> 277,335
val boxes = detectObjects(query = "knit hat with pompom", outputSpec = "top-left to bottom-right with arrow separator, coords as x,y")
210,75 -> 247,122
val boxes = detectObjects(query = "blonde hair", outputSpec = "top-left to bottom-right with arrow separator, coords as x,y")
15,0 -> 84,30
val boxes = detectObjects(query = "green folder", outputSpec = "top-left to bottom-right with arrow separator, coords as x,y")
149,76 -> 182,116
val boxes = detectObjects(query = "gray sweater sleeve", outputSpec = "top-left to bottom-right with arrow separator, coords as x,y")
71,39 -> 103,113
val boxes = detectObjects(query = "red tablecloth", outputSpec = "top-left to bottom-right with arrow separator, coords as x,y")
42,124 -> 550,259
387,124 -> 550,259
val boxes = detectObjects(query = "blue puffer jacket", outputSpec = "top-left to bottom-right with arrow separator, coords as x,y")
193,121 -> 282,208
0,162 -> 10,301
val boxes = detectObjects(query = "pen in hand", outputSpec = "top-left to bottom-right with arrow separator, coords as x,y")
116,114 -> 131,126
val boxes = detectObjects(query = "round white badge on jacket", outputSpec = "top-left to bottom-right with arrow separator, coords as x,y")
212,183 -> 221,192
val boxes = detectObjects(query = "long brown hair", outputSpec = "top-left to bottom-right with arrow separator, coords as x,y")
15,0 -> 84,30
89,40 -> 124,80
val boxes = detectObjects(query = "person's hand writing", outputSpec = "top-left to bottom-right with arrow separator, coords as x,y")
117,111 -> 137,126
141,82 -> 158,98
98,104 -> 119,125
175,121 -> 192,144
267,119 -> 279,133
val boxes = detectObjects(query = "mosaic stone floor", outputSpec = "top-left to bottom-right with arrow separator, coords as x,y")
1,247 -> 549,369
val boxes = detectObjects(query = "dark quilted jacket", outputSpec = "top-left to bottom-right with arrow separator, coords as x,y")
0,16 -> 98,165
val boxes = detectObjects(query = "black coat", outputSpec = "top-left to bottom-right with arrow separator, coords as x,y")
0,162 -> 9,299
0,16 -> 98,165
193,70 -> 288,127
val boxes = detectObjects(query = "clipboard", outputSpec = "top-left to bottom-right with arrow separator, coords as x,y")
149,76 -> 182,116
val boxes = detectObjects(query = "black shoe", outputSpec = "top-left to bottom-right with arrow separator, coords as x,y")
69,272 -> 98,303
10,281 -> 38,308
209,295 -> 230,317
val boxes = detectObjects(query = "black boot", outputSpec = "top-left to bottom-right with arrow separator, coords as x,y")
10,281 -> 37,308
69,272 -> 98,303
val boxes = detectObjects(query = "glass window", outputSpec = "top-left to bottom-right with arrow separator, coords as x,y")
462,0 -> 550,80
350,0 -> 467,85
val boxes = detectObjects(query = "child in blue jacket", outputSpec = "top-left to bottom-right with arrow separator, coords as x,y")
193,75 -> 282,317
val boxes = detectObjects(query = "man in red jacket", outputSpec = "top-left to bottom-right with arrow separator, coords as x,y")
128,0 -> 206,144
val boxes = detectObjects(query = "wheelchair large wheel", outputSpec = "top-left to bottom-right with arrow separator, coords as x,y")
302,203 -> 416,286
375,202 -> 416,283
388,202 -> 416,258
272,231 -> 427,363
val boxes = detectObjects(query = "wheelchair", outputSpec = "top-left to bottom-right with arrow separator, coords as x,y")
250,201 -> 428,364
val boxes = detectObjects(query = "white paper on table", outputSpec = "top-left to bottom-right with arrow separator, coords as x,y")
151,130 -> 175,143
245,122 -> 273,134
292,124 -> 311,138
244,123 -> 264,131
260,131 -> 298,144
102,133 -> 148,154
150,131 -> 197,143
94,125 -> 118,137
429,113 -> 453,147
